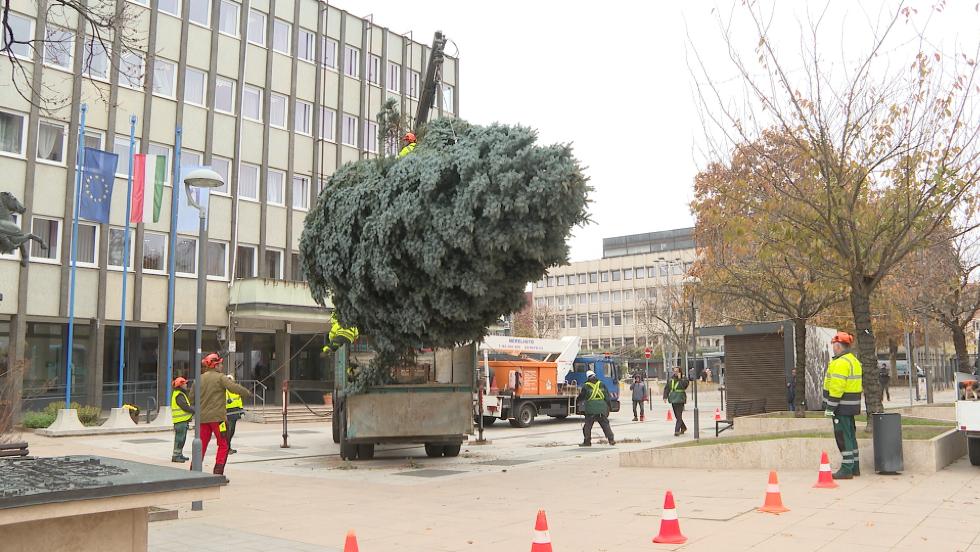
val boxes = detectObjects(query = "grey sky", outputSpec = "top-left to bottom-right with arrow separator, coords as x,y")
346,0 -> 980,262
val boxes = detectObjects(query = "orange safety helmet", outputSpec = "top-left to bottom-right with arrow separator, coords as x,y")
202,353 -> 224,369
403,132 -> 417,144
831,331 -> 854,346
172,377 -> 188,388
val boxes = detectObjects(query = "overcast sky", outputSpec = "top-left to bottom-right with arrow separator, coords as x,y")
346,0 -> 980,261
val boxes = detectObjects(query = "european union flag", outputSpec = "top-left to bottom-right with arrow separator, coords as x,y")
78,147 -> 119,224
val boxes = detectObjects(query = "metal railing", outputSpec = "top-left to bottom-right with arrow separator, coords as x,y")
238,379 -> 267,409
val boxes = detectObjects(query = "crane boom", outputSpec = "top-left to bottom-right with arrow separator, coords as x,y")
414,31 -> 448,132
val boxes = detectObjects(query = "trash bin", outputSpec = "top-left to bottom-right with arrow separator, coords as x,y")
871,412 -> 903,474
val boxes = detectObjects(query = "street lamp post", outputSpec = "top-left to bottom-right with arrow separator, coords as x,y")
691,298 -> 699,441
183,168 -> 224,512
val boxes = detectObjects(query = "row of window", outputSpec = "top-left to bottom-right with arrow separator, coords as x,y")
2,215 -> 306,281
2,12 -> 454,109
0,108 -> 323,209
553,312 -> 637,329
534,288 -> 666,309
536,264 -> 692,288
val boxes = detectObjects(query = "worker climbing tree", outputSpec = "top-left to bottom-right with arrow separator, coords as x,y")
299,117 -> 590,392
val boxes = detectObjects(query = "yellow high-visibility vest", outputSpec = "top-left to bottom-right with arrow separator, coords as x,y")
823,352 -> 863,415
171,390 -> 192,424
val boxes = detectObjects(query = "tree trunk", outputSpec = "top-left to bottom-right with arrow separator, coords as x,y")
850,282 -> 883,414
951,324 -> 972,374
793,318 -> 807,418
888,337 -> 899,380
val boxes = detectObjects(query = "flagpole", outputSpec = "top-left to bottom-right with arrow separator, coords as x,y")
65,103 -> 88,407
165,127 -> 182,403
117,115 -> 137,409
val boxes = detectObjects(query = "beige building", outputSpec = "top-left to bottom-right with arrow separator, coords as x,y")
0,0 -> 458,412
531,228 -> 702,353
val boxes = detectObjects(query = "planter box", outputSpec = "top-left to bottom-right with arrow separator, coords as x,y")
619,429 -> 965,473
889,404 -> 955,422
734,410 -> 955,436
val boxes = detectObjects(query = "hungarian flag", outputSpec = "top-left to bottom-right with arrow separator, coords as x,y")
131,154 -> 166,223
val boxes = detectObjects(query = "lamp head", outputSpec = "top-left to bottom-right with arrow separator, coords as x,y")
183,167 -> 224,189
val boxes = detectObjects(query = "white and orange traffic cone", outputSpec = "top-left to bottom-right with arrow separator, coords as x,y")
651,490 -> 688,544
530,510 -> 553,552
344,530 -> 359,552
813,451 -> 839,489
666,408 -> 674,422
713,408 -> 721,421
758,471 -> 790,514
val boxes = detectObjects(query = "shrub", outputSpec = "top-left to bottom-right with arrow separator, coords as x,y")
21,411 -> 55,428
42,401 -> 103,426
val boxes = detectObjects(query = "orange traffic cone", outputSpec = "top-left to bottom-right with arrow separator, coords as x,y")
666,408 -> 674,422
713,408 -> 721,421
652,490 -> 688,544
758,471 -> 790,514
530,510 -> 553,552
813,451 -> 839,489
344,530 -> 359,552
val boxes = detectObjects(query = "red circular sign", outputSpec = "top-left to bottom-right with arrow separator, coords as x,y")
644,348 -> 652,359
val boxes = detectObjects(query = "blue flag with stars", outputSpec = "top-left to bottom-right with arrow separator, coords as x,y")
78,147 -> 119,224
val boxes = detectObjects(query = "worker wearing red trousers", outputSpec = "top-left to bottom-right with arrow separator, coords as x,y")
192,353 -> 251,475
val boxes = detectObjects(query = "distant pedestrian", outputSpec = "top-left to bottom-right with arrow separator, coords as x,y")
630,375 -> 648,422
824,332 -> 863,480
786,369 -> 797,412
878,362 -> 891,401
663,367 -> 689,436
170,377 -> 193,463
193,353 -> 251,476
224,375 -> 245,455
577,370 -> 615,446
705,367 -> 713,383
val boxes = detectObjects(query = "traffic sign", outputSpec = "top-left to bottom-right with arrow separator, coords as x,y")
644,347 -> 652,359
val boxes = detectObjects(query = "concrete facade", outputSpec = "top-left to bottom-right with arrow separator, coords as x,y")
0,0 -> 459,412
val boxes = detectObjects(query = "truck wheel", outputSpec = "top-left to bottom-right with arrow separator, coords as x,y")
512,402 -> 536,428
442,444 -> 461,457
356,444 -> 375,460
331,407 -> 340,444
481,416 -> 497,426
970,438 -> 980,466
424,443 -> 443,458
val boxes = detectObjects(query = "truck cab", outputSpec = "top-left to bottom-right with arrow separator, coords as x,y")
565,355 -> 622,406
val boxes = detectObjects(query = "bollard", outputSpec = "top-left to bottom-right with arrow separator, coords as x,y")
281,380 -> 289,449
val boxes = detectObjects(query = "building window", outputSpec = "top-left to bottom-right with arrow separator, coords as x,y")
589,272 -> 598,284
184,67 -> 207,106
601,313 -> 610,327
239,162 -> 259,200
158,0 -> 179,16
207,242 -> 227,278
180,150 -> 202,172
107,227 -> 134,269
589,313 -> 599,328
567,316 -> 576,329
218,0 -> 239,36
536,280 -> 544,288
28,217 -> 59,261
272,19 -> 290,54
547,276 -> 555,287
75,223 -> 98,266
624,289 -> 633,301
343,46 -> 359,78
624,268 -> 633,280
82,34 -> 109,79
294,100 -> 312,135
647,266 -> 656,278
341,114 -> 357,146
2,13 -> 33,59
36,121 -> 66,163
580,314 -> 588,328
290,252 -> 304,281
210,156 -> 231,194
152,58 -> 176,97
297,28 -> 314,62
112,136 -> 138,177
406,69 -> 420,98
601,271 -> 609,282
363,120 -> 378,152
320,37 -> 338,69
367,54 -> 381,85
292,175 -> 310,210
214,76 -> 236,113
613,312 -> 622,326
174,237 -> 197,275
672,263 -> 683,275
44,25 -> 74,69
589,292 -> 598,304
442,83 -> 454,112
318,107 -> 335,141
188,0 -> 210,26
235,245 -> 256,279
142,232 -> 166,273
624,312 -> 633,326
264,249 -> 283,279
635,267 -> 644,279
660,264 -> 669,277
557,295 -> 565,307
600,292 -> 609,303
247,9 -> 266,46
386,62 -> 401,93
611,270 -> 621,281
269,93 -> 287,128
266,169 -> 285,205
557,275 -> 566,286
578,293 -> 586,304
612,290 -> 621,302
118,50 -> 144,89
242,85 -> 262,121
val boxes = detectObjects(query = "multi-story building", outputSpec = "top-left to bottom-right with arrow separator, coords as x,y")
530,228 -> 701,353
0,0 -> 459,413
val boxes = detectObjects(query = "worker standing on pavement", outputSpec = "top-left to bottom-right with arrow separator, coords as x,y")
630,374 -> 647,422
193,353 -> 252,475
577,370 -> 616,446
824,331 -> 863,480
170,377 -> 193,463
663,367 -> 689,436
398,132 -> 417,157
224,375 -> 245,455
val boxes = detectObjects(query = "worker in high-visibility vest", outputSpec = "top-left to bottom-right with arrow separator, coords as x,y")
824,331 -> 863,479
170,377 -> 194,463
398,132 -> 417,157
322,314 -> 360,353
576,370 -> 615,447
224,375 -> 245,455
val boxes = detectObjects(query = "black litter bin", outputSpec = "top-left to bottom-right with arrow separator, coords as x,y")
871,412 -> 903,474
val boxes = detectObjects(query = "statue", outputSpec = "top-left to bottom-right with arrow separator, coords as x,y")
0,191 -> 47,267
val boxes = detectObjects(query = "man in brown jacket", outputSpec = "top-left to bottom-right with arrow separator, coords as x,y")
193,353 -> 251,475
